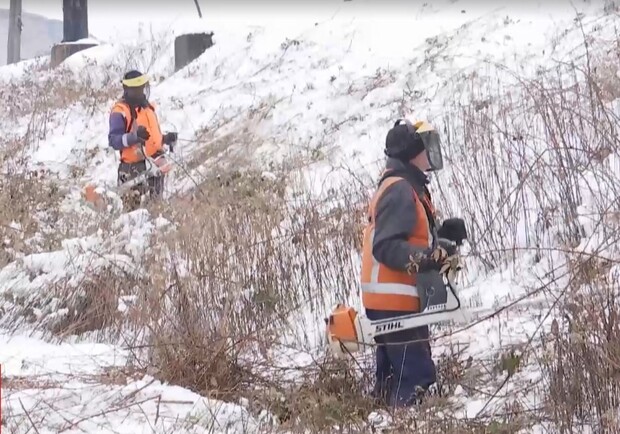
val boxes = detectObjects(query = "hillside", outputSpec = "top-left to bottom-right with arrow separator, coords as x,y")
2,0 -> 620,432
0,8 -> 63,66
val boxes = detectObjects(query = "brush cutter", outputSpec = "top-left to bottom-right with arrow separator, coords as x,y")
82,140 -> 176,211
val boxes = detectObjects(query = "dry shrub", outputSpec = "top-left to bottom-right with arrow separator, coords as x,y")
0,142 -> 134,339
425,20 -> 620,433
541,261 -> 620,434
591,56 -> 620,103
503,42 -> 620,434
384,412 -> 528,434
175,99 -> 290,180
437,38 -> 620,275
50,265 -> 144,338
261,358 -> 375,433
117,26 -> 173,75
439,29 -> 620,256
127,163 -> 367,405
257,345 -> 505,433
1,261 -> 143,342
0,59 -> 117,123
0,164 -> 65,267
434,343 -> 474,397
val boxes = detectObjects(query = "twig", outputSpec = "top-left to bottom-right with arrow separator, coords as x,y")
19,398 -> 42,434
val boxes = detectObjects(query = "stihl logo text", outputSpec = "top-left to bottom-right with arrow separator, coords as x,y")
375,321 -> 403,333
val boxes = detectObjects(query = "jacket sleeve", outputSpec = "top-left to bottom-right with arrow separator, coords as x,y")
108,112 -> 139,151
372,180 -> 436,273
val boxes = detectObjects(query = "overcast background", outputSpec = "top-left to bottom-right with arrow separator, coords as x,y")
0,0 -> 353,65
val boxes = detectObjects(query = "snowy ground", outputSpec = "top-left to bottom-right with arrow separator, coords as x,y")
1,0 -> 619,432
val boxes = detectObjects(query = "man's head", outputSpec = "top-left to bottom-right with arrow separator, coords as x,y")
384,119 -> 443,171
121,70 -> 150,106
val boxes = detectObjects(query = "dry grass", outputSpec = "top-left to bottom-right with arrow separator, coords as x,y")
429,16 -> 620,434
123,162 -> 367,400
540,263 -> 620,433
261,358 -> 376,432
0,60 -> 117,123
49,265 -> 144,338
0,139 -> 65,267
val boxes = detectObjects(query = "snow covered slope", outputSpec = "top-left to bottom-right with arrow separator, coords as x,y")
2,0 -> 620,432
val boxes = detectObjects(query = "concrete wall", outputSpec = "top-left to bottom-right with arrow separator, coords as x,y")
174,32 -> 214,72
50,42 -> 98,68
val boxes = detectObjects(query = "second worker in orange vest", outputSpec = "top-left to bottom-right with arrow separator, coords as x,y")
108,70 -> 178,211
360,119 -> 466,408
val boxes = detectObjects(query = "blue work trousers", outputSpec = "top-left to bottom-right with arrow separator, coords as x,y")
366,308 -> 437,407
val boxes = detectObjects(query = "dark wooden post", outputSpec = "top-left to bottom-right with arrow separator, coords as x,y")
62,0 -> 88,42
51,0 -> 95,67
7,0 -> 22,64
174,32 -> 214,72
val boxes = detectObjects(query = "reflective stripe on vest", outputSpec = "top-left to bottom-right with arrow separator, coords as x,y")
112,102 -> 163,164
360,176 -> 432,312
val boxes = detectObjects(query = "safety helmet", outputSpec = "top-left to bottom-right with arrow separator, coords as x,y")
121,70 -> 150,100
384,118 -> 443,171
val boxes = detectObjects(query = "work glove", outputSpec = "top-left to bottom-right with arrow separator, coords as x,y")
137,126 -> 150,142
163,132 -> 178,145
435,238 -> 463,276
436,238 -> 457,256
405,238 -> 459,275
437,218 -> 468,246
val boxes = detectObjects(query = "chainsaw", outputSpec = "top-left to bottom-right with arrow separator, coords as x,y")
325,265 -> 468,358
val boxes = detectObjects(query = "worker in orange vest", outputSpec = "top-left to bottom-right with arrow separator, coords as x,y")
107,70 -> 177,210
360,119 -> 466,407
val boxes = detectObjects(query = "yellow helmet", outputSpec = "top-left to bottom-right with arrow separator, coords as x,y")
121,70 -> 150,102
121,70 -> 149,87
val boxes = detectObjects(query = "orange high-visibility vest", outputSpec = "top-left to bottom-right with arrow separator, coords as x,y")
112,101 -> 163,164
360,176 -> 434,312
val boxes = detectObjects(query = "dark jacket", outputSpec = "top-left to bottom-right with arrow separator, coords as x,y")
372,158 -> 439,272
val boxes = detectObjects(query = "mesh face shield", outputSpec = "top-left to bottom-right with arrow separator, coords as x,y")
417,128 -> 443,171
395,119 -> 444,171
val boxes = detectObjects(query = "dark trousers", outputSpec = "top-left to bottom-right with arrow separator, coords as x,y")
366,308 -> 437,408
118,160 -> 164,211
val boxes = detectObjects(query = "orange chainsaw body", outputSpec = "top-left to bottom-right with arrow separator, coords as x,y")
326,304 -> 362,355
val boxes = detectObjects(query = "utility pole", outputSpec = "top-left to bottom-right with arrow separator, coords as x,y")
193,0 -> 203,18
62,0 -> 89,42
7,0 -> 22,64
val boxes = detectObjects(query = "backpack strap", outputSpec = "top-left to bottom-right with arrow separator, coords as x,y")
419,189 -> 438,238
